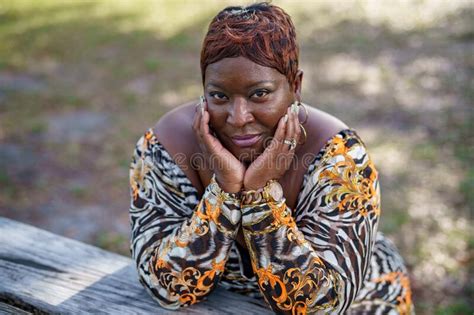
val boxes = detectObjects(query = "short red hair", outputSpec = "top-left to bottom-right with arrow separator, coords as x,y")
200,2 -> 299,89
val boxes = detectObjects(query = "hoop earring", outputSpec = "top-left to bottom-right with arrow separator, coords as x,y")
298,124 -> 307,145
297,102 -> 308,125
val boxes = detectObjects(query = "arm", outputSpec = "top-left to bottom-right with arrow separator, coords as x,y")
129,131 -> 241,309
242,133 -> 380,314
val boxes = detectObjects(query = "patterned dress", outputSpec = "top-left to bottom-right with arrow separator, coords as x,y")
129,128 -> 414,314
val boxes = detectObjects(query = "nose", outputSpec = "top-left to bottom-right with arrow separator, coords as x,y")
226,97 -> 254,127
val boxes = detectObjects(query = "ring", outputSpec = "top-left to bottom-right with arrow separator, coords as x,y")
283,138 -> 297,150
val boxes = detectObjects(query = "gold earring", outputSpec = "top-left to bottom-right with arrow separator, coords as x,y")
298,123 -> 307,145
297,102 -> 308,125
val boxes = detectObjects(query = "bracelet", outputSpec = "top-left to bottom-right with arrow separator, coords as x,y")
241,187 -> 266,205
241,179 -> 284,206
209,174 -> 241,201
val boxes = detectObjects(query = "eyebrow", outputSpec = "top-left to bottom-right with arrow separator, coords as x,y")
206,80 -> 277,89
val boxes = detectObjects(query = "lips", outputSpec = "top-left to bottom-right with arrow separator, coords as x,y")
231,134 -> 262,147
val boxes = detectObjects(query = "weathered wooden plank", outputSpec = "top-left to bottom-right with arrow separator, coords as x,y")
0,302 -> 32,315
0,218 -> 271,314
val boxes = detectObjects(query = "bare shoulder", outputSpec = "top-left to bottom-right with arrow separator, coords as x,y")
151,101 -> 205,192
304,105 -> 349,154
152,101 -> 200,159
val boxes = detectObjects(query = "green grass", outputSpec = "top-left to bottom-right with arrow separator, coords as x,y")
0,169 -> 17,200
94,231 -> 129,256
435,300 -> 474,315
144,57 -> 160,72
412,142 -> 439,163
0,1 -> 472,313
380,209 -> 410,235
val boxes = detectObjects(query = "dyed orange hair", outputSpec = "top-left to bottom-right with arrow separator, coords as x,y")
200,2 -> 299,89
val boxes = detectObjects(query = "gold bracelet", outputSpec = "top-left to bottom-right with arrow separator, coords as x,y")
241,187 -> 265,205
241,179 -> 284,206
209,174 -> 241,202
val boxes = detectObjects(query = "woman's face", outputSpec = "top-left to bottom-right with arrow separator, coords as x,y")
204,56 -> 300,164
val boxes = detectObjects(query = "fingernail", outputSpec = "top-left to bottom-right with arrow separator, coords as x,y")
284,114 -> 288,123
200,96 -> 206,114
291,103 -> 298,114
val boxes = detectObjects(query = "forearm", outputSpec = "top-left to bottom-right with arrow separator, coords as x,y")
133,183 -> 241,309
242,201 -> 345,314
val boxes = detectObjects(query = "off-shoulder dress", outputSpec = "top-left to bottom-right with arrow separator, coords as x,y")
129,128 -> 414,314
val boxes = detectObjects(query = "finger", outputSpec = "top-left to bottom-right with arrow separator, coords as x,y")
285,106 -> 296,151
200,106 -> 210,136
197,97 -> 210,136
194,103 -> 213,159
265,114 -> 288,152
277,109 -> 295,158
291,106 -> 301,147
192,102 -> 201,133
274,112 -> 288,142
294,113 -> 302,145
267,111 -> 288,152
273,108 -> 295,171
199,100 -> 220,153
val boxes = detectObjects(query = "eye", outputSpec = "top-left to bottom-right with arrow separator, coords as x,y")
209,91 -> 228,101
251,89 -> 270,99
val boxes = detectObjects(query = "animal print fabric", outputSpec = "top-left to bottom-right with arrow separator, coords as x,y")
129,128 -> 414,314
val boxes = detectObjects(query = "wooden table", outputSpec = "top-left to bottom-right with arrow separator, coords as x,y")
0,218 -> 271,314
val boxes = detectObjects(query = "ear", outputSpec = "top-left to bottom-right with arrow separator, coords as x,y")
293,70 -> 304,101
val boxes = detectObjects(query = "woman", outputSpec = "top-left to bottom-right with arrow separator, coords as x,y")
129,3 -> 414,314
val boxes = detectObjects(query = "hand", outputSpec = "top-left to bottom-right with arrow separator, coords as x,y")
243,105 -> 301,190
192,97 -> 246,193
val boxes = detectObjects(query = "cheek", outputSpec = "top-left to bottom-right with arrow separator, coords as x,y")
208,109 -> 226,129
258,106 -> 288,129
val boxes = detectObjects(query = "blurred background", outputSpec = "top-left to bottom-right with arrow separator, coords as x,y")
0,0 -> 472,313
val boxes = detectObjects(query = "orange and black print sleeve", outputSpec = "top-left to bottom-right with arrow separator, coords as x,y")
241,130 -> 381,314
129,129 -> 241,309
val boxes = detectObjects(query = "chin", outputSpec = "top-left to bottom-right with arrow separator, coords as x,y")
236,150 -> 262,164
234,148 -> 262,164
224,136 -> 269,163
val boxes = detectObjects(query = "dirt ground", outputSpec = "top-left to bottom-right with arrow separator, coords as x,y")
0,1 -> 472,313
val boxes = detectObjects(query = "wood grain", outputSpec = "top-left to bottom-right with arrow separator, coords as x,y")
0,218 -> 271,314
0,302 -> 32,315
